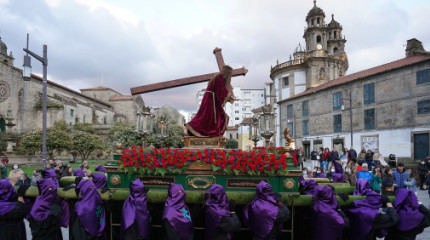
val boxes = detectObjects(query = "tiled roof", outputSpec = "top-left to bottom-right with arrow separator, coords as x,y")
80,86 -> 122,95
31,74 -> 111,108
240,117 -> 253,125
278,54 -> 430,103
109,95 -> 133,101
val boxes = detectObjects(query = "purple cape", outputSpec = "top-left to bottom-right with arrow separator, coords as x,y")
302,179 -> 318,195
332,173 -> 346,183
243,181 -> 279,238
43,169 -> 59,187
315,172 -> 326,178
95,165 -> 106,172
75,179 -> 106,236
347,191 -> 382,240
205,184 -> 232,240
120,179 -> 151,239
333,161 -> 343,174
91,173 -> 107,189
0,178 -> 17,216
353,178 -> 372,196
394,188 -> 424,231
162,183 -> 193,239
74,168 -> 85,177
30,178 -> 69,227
312,185 -> 344,240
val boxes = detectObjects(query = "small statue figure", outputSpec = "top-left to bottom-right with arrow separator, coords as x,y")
283,127 -> 294,147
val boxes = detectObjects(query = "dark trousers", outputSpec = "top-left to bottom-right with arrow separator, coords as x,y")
419,174 -> 426,189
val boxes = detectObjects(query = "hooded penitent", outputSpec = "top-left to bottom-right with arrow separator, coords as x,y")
333,161 -> 343,174
332,173 -> 346,183
95,166 -> 106,172
30,178 -> 69,227
394,188 -> 424,231
120,179 -> 151,239
91,173 -> 107,189
243,181 -> 279,239
302,179 -> 318,195
205,184 -> 232,240
347,191 -> 382,240
353,178 -> 373,196
42,169 -> 59,187
74,168 -> 85,177
75,179 -> 106,236
0,179 -> 17,216
162,183 -> 193,239
312,185 -> 344,240
315,172 -> 326,178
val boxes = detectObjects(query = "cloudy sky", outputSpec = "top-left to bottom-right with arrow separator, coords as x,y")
1,0 -> 429,116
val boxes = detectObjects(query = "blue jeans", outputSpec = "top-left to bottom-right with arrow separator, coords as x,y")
322,161 -> 328,172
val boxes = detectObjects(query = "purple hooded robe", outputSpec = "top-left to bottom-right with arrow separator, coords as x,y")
95,166 -> 106,172
394,188 -> 424,231
353,178 -> 373,196
75,179 -> 106,237
243,181 -> 279,239
302,179 -> 318,195
43,169 -> 59,187
312,185 -> 344,240
74,168 -> 85,177
205,184 -> 233,240
332,173 -> 346,183
0,178 -> 17,216
91,173 -> 107,189
30,178 -> 69,228
346,191 -> 383,240
120,179 -> 151,239
162,183 -> 193,239
315,172 -> 326,178
333,161 -> 343,174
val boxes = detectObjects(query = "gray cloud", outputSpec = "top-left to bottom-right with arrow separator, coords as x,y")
0,0 -> 429,114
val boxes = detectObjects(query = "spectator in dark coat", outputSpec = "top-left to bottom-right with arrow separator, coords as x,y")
418,159 -> 428,190
348,146 -> 357,163
331,148 -> 340,163
15,173 -> 31,186
365,150 -> 374,171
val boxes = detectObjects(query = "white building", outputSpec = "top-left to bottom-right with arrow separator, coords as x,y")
193,87 -> 265,127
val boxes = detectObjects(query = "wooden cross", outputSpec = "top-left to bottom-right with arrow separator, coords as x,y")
130,48 -> 248,95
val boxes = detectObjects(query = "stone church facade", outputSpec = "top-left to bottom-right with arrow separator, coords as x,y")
269,2 -> 430,161
0,36 -> 144,137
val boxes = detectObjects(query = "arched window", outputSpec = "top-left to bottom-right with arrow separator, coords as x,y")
317,17 -> 320,25
334,31 -> 337,39
316,35 -> 321,43
319,68 -> 326,80
333,47 -> 338,53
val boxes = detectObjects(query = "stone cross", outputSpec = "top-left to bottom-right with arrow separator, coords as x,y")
130,48 -> 248,95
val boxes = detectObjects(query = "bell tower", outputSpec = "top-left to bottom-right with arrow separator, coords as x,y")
303,0 -> 348,89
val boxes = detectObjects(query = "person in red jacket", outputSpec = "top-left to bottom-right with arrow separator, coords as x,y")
322,148 -> 331,172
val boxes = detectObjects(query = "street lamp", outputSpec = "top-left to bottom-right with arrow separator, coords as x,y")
137,106 -> 154,146
23,33 -> 48,169
250,115 -> 261,148
341,90 -> 353,147
259,106 -> 274,148
158,116 -> 169,147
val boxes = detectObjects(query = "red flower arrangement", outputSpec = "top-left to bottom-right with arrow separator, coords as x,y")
118,146 -> 294,177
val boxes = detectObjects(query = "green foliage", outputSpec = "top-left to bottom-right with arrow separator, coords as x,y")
74,123 -> 95,134
109,122 -> 141,147
16,122 -> 71,159
71,132 -> 105,160
225,139 -> 238,149
144,123 -> 184,148
53,120 -> 68,131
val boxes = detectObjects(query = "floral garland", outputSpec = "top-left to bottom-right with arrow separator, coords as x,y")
118,146 -> 295,176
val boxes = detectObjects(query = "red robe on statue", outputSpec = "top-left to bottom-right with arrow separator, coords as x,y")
185,74 -> 231,137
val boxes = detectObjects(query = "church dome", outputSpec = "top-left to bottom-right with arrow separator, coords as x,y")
0,37 -> 7,55
328,14 -> 342,29
306,1 -> 325,21
295,43 -> 305,53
